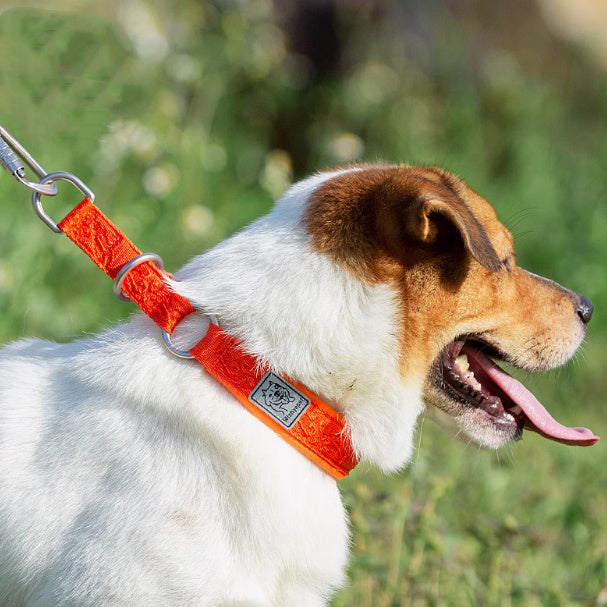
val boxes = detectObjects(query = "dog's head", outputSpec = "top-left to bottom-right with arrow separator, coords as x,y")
304,165 -> 597,450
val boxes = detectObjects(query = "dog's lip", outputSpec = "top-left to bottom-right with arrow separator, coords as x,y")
437,339 -> 599,447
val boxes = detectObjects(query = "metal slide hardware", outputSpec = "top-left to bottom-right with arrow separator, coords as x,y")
1,123 -> 217,360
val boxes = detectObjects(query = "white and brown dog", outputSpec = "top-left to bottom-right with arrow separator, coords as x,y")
0,165 -> 597,606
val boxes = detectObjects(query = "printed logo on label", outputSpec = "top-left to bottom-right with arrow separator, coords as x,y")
249,371 -> 311,429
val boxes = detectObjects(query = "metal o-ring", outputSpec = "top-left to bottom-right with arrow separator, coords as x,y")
162,308 -> 218,360
113,253 -> 164,302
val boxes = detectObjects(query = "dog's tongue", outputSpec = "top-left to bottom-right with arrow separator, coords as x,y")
464,346 -> 599,446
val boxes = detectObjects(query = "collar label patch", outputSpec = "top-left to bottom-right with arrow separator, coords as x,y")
249,371 -> 311,429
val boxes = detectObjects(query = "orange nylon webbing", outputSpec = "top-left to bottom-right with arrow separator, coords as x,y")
59,198 -> 195,334
57,197 -> 358,479
190,323 -> 358,480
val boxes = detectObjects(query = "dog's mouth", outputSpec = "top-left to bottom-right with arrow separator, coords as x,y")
432,339 -> 598,447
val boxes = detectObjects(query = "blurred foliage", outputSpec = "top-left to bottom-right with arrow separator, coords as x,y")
1,1 -> 606,605
1,0 -> 606,340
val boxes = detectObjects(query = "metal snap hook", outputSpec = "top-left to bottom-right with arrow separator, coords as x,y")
0,125 -> 58,196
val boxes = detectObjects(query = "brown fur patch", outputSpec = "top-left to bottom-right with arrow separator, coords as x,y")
304,165 -> 502,282
304,165 -> 583,381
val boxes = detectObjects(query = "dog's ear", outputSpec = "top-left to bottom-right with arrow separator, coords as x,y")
408,193 -> 502,271
305,166 -> 502,275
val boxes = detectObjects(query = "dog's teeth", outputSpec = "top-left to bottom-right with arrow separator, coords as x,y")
460,366 -> 482,392
455,354 -> 469,372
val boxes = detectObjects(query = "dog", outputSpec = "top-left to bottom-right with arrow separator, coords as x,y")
0,164 -> 597,606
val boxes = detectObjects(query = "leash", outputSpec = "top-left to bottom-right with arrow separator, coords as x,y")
0,125 -> 358,479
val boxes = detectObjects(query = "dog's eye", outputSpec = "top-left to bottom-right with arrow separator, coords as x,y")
502,256 -> 514,273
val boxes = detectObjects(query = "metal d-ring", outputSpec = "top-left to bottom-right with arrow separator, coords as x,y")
162,308 -> 218,359
32,171 -> 95,233
113,253 -> 165,302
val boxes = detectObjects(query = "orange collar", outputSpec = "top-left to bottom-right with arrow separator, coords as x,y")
58,197 -> 358,480
190,323 -> 357,479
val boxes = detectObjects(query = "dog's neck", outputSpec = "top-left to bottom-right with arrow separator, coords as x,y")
171,172 -> 424,473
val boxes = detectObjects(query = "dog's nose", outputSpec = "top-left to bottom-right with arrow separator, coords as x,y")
576,295 -> 594,324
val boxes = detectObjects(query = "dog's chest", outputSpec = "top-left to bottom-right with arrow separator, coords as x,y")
166,444 -> 351,602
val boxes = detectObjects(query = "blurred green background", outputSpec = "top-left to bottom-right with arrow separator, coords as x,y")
0,1 -> 606,605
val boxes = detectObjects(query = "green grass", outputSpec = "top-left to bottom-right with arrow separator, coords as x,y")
1,4 -> 606,606
336,403 -> 607,606
335,341 -> 607,606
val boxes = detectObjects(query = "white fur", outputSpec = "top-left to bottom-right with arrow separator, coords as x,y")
0,169 -> 424,606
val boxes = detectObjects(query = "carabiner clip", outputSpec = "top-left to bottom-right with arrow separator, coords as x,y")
0,125 -> 58,197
